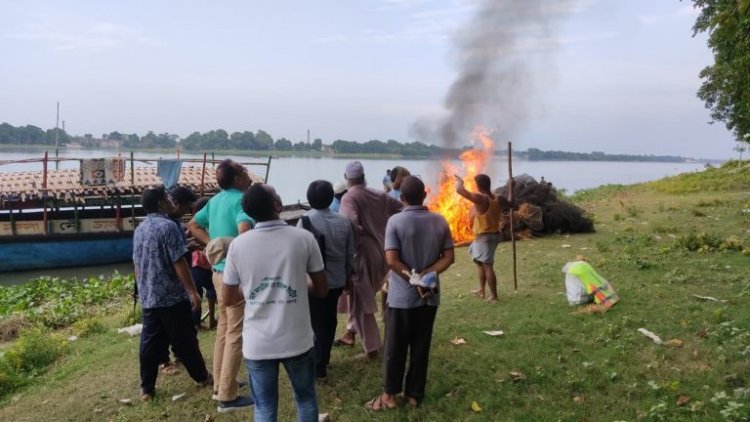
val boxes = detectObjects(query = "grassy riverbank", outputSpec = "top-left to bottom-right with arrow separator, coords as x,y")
1,162 -> 749,421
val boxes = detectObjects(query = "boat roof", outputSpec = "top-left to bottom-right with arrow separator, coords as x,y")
0,166 -> 265,207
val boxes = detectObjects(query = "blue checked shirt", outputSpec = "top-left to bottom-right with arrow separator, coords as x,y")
133,213 -> 189,309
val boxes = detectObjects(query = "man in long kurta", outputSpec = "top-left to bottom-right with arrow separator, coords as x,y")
335,161 -> 402,359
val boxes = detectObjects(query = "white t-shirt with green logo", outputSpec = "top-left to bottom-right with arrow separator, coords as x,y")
223,220 -> 324,360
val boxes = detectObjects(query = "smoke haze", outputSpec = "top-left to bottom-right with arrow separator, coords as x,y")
412,0 -> 580,148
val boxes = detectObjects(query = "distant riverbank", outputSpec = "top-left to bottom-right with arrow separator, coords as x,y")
0,144 -> 725,163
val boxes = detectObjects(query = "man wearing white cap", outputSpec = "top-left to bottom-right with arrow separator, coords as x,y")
330,181 -> 347,213
335,161 -> 402,359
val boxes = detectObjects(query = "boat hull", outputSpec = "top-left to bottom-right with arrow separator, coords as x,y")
0,233 -> 133,273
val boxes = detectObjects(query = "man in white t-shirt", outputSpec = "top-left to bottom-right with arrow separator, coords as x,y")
222,183 -> 328,422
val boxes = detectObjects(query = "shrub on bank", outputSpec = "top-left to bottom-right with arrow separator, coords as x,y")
0,328 -> 66,396
0,273 -> 134,332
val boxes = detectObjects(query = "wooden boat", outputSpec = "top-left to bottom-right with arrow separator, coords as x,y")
0,152 -> 306,273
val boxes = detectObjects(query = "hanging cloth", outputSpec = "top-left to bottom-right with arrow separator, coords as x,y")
156,159 -> 183,189
80,158 -> 126,185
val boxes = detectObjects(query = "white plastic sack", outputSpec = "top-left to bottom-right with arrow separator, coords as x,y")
562,263 -> 592,305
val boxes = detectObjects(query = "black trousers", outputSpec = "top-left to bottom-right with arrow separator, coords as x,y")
140,300 -> 209,394
383,305 -> 438,401
308,287 -> 344,377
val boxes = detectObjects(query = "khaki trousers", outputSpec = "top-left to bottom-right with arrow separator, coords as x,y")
212,271 -> 245,401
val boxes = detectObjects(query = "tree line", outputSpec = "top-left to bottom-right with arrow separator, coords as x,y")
522,148 -> 686,162
1,122 -> 702,162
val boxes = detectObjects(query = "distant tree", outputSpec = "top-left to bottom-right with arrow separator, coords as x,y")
274,138 -> 293,151
311,138 -> 323,151
255,130 -> 274,150
108,131 -> 123,141
689,0 -> 750,145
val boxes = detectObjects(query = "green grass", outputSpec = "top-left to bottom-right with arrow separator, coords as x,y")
0,162 -> 749,421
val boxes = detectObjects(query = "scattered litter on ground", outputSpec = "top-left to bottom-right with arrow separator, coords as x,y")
171,393 -> 186,401
677,395 -> 691,406
203,414 -> 214,422
67,335 -> 78,342
117,324 -> 143,336
561,244 -> 572,248
665,339 -> 684,348
318,413 -> 330,422
638,328 -> 664,345
471,401 -> 482,412
118,398 -> 132,405
692,294 -> 729,303
482,330 -> 504,336
450,336 -> 467,345
509,370 -> 527,382
573,395 -> 585,403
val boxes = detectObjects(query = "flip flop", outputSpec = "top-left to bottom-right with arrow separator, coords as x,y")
365,395 -> 397,411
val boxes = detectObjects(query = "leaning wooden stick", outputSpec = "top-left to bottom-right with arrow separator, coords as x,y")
507,141 -> 518,291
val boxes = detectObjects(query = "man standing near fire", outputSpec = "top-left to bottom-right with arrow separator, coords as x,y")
455,174 -> 510,303
335,161 -> 402,359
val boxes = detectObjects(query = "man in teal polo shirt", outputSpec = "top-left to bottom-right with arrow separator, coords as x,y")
188,159 -> 255,413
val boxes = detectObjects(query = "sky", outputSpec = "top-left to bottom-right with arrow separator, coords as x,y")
0,0 -> 738,159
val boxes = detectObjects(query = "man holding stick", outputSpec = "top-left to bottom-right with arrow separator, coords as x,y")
455,174 -> 510,303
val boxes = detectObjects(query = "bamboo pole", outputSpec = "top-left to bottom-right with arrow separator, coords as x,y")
200,152 -> 207,197
507,142 -> 517,291
130,151 -> 136,227
265,156 -> 272,183
42,151 -> 49,235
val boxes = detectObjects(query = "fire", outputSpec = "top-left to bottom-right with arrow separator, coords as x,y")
427,127 -> 495,244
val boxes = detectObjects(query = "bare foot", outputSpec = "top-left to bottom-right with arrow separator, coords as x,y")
486,296 -> 498,303
471,289 -> 485,299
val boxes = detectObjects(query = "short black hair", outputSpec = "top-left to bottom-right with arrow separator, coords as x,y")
142,185 -> 167,213
193,196 -> 209,214
400,176 -> 426,206
169,186 -> 197,207
475,174 -> 491,192
307,180 -> 334,210
242,184 -> 279,222
216,159 -> 239,190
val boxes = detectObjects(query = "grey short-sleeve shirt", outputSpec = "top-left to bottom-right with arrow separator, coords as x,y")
384,205 -> 454,309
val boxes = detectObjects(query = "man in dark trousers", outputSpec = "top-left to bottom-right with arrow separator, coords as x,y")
133,186 -> 211,401
366,176 -> 454,410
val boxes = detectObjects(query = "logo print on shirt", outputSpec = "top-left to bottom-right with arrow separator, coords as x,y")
248,277 -> 298,304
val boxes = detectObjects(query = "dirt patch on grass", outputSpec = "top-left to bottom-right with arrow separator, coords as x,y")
0,314 -> 31,343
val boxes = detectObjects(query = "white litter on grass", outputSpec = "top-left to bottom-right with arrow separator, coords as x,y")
117,324 -> 143,336
561,244 -> 572,248
638,328 -> 664,345
118,398 -> 132,404
482,330 -> 505,336
318,413 -> 330,422
172,393 -> 186,401
67,335 -> 78,342
692,294 -> 729,304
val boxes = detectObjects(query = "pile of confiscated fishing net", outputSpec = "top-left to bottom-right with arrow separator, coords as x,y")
494,174 -> 595,239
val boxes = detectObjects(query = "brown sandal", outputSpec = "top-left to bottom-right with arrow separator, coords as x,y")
365,394 -> 397,411
159,362 -> 179,375
333,330 -> 356,347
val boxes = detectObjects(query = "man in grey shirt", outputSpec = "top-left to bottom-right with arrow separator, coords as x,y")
298,180 -> 355,378
365,176 -> 455,411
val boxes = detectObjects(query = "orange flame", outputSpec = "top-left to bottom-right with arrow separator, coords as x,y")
427,127 -> 495,244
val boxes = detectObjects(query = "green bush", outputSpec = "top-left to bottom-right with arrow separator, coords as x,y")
71,318 -> 106,337
3,328 -> 65,374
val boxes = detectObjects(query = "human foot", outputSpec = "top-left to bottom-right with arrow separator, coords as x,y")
486,296 -> 498,303
365,394 -> 398,411
471,289 -> 485,299
333,329 -> 356,347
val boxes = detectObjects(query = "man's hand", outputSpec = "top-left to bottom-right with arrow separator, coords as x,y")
454,175 -> 464,191
189,291 -> 202,313
416,286 -> 433,300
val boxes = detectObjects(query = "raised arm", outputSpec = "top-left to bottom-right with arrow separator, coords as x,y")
188,218 -> 211,245
455,176 -> 489,210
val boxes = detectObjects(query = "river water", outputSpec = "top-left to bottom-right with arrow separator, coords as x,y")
0,148 -> 708,285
